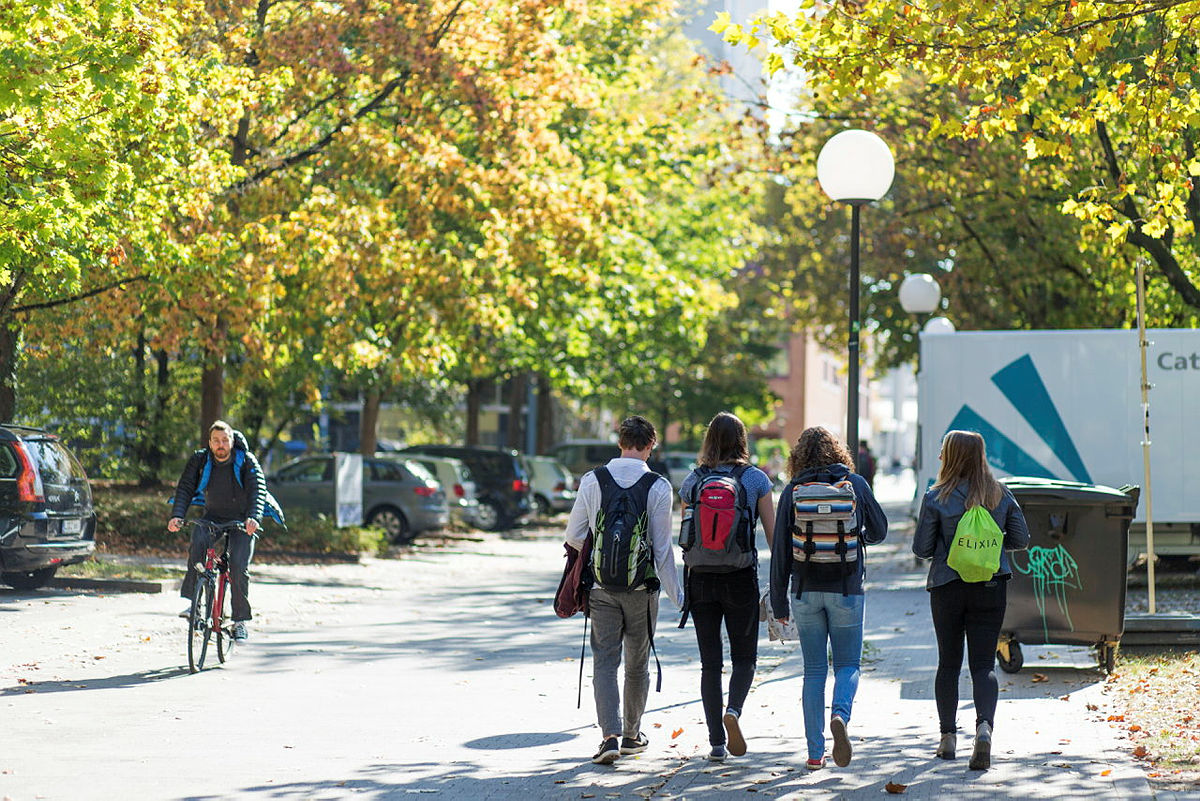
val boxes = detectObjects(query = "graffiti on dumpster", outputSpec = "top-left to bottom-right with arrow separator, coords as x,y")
1012,545 -> 1082,641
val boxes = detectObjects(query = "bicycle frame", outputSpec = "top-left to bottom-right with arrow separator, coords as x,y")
200,534 -> 232,636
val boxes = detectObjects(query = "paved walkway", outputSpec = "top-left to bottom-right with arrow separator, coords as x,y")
521,473 -> 1157,800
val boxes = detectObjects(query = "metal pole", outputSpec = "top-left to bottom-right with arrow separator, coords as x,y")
1136,257 -> 1156,613
847,203 -> 861,460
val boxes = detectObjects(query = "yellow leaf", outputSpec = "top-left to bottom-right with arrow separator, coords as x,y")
709,11 -> 732,34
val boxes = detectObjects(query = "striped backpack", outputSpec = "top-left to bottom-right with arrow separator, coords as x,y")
791,478 -> 860,592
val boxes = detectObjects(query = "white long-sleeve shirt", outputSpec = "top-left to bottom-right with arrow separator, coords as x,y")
564,457 -> 683,610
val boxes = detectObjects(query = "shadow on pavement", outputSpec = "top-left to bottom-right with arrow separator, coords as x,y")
0,665 -> 190,695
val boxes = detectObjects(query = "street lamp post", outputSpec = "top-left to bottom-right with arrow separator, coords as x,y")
817,130 -> 895,459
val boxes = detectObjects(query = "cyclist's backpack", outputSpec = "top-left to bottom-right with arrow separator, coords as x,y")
679,465 -> 756,572
946,505 -> 1003,582
791,478 -> 860,591
590,467 -> 660,591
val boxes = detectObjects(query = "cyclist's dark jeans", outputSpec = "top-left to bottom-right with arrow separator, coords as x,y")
180,521 -> 256,621
930,578 -> 1007,733
688,566 -> 759,746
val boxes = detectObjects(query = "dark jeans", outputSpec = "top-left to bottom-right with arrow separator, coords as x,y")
688,567 -> 759,746
930,578 -> 1008,733
180,522 -> 256,621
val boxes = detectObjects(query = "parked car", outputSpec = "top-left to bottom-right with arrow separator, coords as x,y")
404,454 -> 481,528
0,425 -> 96,590
522,455 -> 576,516
399,445 -> 533,531
662,451 -> 698,491
549,439 -> 672,484
266,455 -> 448,543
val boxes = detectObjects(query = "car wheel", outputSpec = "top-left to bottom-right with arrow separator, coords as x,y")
474,500 -> 506,531
368,506 -> 411,544
1,566 -> 58,591
534,494 -> 552,517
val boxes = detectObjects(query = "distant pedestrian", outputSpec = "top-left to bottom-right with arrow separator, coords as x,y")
912,430 -> 1030,770
769,427 -> 887,770
677,412 -> 776,762
856,440 -> 877,489
563,415 -> 683,765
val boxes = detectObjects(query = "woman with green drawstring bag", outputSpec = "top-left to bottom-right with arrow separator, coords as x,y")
912,431 -> 1030,772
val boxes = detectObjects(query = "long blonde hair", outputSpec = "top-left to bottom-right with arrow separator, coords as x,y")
933,430 -> 1003,509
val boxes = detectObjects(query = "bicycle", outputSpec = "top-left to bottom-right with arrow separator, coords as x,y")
184,519 -> 248,673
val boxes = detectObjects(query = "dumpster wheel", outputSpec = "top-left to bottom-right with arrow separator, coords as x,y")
1098,641 -> 1119,674
997,638 -> 1023,674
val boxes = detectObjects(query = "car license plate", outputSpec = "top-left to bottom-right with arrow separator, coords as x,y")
62,518 -> 82,535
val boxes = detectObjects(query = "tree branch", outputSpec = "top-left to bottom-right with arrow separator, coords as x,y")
14,274 -> 148,315
220,0 -> 467,199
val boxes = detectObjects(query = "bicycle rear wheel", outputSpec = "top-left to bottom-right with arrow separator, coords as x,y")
216,573 -> 234,663
187,579 -> 214,673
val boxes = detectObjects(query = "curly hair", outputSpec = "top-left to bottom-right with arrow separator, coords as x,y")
786,426 -> 855,478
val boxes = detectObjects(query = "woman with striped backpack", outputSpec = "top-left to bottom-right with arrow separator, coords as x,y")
768,427 -> 888,771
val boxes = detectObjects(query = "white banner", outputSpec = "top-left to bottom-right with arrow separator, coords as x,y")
334,452 -> 363,527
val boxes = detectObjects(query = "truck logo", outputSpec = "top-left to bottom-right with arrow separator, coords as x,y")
945,354 -> 1092,483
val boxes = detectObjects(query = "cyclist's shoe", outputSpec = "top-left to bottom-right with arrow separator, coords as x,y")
231,621 -> 249,641
179,607 -> 192,619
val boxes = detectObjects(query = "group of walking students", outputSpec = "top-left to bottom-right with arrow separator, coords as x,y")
561,413 -> 1030,771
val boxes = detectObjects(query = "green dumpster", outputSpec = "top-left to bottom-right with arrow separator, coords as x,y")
997,477 -> 1140,674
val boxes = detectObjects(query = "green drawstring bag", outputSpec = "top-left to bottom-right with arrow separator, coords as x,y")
947,505 -> 1003,582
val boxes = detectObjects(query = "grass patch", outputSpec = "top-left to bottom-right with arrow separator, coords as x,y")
1105,649 -> 1200,790
58,559 -> 183,582
91,481 -> 387,558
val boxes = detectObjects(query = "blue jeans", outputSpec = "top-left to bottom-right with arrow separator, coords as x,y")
794,591 -> 865,760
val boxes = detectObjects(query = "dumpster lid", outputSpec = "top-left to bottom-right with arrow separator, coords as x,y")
1001,476 -> 1138,503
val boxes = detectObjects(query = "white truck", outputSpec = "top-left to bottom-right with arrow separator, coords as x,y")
916,328 -> 1200,560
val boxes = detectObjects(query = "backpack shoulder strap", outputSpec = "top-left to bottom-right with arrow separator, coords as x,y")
593,466 -> 616,495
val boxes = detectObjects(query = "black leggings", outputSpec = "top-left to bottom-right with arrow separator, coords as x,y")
930,578 -> 1007,734
689,568 -> 760,746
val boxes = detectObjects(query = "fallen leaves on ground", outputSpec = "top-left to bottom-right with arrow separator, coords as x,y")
1104,650 -> 1200,790
884,781 -> 908,794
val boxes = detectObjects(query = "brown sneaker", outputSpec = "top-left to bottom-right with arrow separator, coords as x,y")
723,710 -> 747,756
830,715 -> 852,767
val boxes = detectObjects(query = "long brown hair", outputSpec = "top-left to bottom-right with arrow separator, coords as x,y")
933,430 -> 1003,509
786,426 -> 855,478
697,411 -> 750,467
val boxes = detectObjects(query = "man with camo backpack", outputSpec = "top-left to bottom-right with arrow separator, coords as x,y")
563,415 -> 683,765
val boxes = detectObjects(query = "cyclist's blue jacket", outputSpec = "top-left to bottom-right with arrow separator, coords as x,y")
169,430 -> 285,525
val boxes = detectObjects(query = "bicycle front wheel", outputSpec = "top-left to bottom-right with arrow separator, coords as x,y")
216,573 -> 234,664
187,579 -> 214,673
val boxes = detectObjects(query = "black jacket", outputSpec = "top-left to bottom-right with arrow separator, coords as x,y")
170,432 -> 268,523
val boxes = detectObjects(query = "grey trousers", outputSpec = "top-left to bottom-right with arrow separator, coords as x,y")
589,585 -> 659,739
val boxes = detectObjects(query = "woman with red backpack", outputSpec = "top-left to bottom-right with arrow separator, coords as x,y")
678,412 -> 776,762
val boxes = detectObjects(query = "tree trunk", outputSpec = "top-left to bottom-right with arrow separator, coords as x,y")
360,390 -> 381,456
0,323 -> 18,422
465,379 -> 482,445
536,376 -> 553,454
506,373 -> 526,451
200,345 -> 225,445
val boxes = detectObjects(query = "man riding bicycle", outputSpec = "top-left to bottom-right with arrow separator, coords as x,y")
169,420 -> 278,641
